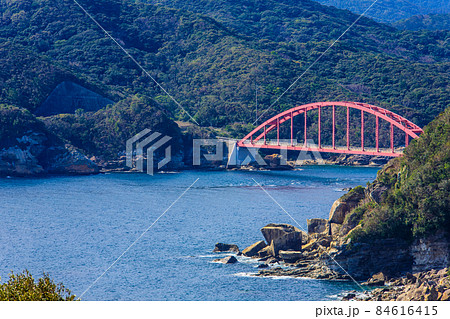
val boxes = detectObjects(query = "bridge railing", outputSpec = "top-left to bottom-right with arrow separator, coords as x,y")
239,140 -> 404,155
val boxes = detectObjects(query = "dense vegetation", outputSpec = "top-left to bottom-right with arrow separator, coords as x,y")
0,0 -> 448,130
393,14 -> 450,31
42,95 -> 183,158
316,0 -> 450,24
348,106 -> 450,242
0,270 -> 75,301
0,104 -> 47,148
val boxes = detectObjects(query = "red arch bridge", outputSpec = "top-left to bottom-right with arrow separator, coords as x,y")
237,101 -> 424,157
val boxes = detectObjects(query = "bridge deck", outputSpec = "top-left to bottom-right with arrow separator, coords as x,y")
238,141 -> 403,157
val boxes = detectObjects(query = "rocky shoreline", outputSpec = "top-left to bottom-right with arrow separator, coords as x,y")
0,132 -> 98,177
213,223 -> 450,301
1,129 -> 391,178
96,153 -> 389,174
212,175 -> 449,301
344,268 -> 450,301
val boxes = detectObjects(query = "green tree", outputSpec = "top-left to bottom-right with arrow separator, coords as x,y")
0,270 -> 76,301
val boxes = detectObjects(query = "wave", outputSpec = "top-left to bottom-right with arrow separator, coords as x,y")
233,272 -> 257,277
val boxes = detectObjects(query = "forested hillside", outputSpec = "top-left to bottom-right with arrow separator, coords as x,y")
0,0 -> 448,165
0,0 -> 448,128
393,14 -> 450,31
315,0 -> 450,24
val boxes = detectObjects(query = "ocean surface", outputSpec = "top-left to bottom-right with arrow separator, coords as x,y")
0,166 -> 379,301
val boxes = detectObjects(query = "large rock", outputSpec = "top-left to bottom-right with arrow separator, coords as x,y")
213,256 -> 238,264
279,250 -> 303,263
242,241 -> 267,257
261,224 -> 306,256
368,183 -> 389,203
441,289 -> 450,301
328,200 -> 348,224
257,246 -> 272,258
307,218 -> 328,234
363,272 -> 386,286
213,243 -> 240,253
329,187 -> 365,224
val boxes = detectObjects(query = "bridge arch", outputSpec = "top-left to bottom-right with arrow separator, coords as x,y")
237,101 -> 423,157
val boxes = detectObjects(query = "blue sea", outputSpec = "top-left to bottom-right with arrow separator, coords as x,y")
0,166 -> 379,300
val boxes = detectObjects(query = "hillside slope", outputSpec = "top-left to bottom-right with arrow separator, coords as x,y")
393,14 -> 450,31
347,106 -> 450,242
0,0 -> 448,128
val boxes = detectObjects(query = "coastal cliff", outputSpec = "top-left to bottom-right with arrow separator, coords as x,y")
0,105 -> 98,176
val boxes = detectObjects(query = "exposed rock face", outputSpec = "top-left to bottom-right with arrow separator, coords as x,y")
45,144 -> 99,175
242,241 -> 267,257
325,239 -> 414,280
35,81 -> 113,116
256,246 -> 271,258
213,243 -> 240,253
307,218 -> 328,234
0,132 -> 98,176
410,232 -> 450,273
328,200 -> 347,224
329,223 -> 342,236
261,223 -> 306,256
328,188 -> 365,224
213,256 -> 238,264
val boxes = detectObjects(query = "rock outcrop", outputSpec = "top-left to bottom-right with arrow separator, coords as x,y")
346,268 -> 450,301
325,154 -> 390,166
0,132 -> 98,176
278,250 -> 303,263
411,232 -> 450,273
213,243 -> 240,253
213,256 -> 238,264
261,223 -> 307,256
45,144 -> 99,175
262,154 -> 293,170
328,187 -> 365,224
307,218 -> 328,234
326,239 -> 414,280
242,241 -> 267,257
